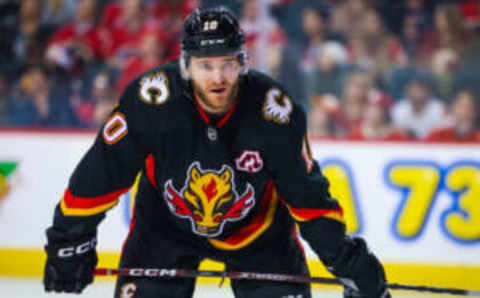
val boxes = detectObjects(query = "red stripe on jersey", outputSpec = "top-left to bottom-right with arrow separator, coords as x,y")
146,154 -> 158,190
194,97 -> 211,124
216,101 -> 238,128
283,202 -> 344,222
193,95 -> 239,128
63,187 -> 130,209
208,180 -> 278,250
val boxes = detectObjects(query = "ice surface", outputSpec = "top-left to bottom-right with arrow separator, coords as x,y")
0,278 -> 461,298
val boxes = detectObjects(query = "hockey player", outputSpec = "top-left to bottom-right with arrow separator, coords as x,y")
44,6 -> 390,298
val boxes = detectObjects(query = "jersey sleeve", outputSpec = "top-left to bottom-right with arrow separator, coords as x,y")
266,105 -> 344,223
51,80 -> 150,235
265,103 -> 347,259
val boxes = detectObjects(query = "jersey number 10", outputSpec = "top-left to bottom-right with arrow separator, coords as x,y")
203,20 -> 218,31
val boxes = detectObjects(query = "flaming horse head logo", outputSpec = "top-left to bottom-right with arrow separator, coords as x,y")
164,162 -> 255,237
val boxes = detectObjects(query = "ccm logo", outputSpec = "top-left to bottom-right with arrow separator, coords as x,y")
128,269 -> 177,277
58,238 -> 97,258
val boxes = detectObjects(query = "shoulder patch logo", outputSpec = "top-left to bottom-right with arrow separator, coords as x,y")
263,88 -> 293,124
139,71 -> 170,105
235,150 -> 263,173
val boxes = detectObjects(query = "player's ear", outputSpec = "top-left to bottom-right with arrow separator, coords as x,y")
220,167 -> 231,182
237,48 -> 249,75
180,51 -> 191,80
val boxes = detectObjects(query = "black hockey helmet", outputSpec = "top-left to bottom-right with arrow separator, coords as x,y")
181,6 -> 246,58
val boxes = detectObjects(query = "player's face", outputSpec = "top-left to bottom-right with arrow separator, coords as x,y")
189,55 -> 242,114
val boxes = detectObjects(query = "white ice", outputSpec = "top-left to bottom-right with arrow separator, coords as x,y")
0,278 -> 461,298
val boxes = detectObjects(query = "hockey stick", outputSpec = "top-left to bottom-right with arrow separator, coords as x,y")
94,267 -> 480,296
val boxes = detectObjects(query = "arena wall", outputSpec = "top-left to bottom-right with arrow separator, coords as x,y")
0,131 -> 478,290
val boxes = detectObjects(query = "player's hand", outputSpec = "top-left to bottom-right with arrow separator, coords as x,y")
43,227 -> 98,294
328,237 -> 391,298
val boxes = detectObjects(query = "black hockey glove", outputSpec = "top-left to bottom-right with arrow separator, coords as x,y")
43,227 -> 98,294
326,236 -> 391,298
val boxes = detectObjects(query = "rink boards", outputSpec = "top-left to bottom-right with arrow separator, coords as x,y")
0,131 -> 479,290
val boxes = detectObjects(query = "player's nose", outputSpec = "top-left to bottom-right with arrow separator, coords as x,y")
212,68 -> 226,84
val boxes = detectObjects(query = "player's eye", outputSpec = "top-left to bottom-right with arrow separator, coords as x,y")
200,63 -> 213,71
222,61 -> 236,71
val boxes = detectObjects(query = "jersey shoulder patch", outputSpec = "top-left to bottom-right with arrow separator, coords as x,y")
246,70 -> 294,125
126,62 -> 182,108
138,71 -> 170,105
114,62 -> 184,134
262,88 -> 293,125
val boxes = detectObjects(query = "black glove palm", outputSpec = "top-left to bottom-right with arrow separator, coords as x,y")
44,228 -> 98,294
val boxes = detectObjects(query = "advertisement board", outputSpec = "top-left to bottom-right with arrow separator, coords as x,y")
0,131 -> 478,289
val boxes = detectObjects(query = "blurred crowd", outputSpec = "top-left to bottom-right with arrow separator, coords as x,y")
0,0 -> 479,142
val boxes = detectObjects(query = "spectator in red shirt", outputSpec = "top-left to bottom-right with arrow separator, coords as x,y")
148,0 -> 198,60
348,90 -> 410,141
426,90 -> 480,142
116,27 -> 172,95
240,0 -> 284,74
104,0 -> 151,70
150,0 -> 198,30
45,0 -> 110,74
150,0 -> 199,25
460,0 -> 480,29
101,0 -> 129,30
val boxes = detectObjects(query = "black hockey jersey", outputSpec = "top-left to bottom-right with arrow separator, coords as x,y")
52,61 -> 344,252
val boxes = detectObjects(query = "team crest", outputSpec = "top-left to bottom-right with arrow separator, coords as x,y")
164,162 -> 255,237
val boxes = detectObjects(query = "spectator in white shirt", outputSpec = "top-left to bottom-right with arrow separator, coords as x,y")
391,75 -> 450,138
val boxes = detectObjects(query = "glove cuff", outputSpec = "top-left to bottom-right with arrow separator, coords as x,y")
324,236 -> 358,277
45,228 -> 97,259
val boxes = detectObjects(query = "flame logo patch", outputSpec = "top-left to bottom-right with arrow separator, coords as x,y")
164,162 -> 256,237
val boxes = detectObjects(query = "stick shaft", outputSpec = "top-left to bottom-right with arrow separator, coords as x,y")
94,267 -> 479,296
